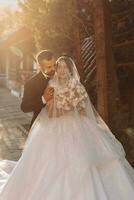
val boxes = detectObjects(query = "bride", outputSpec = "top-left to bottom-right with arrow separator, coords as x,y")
0,56 -> 134,200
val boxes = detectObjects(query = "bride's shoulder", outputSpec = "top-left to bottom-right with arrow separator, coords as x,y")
70,78 -> 85,88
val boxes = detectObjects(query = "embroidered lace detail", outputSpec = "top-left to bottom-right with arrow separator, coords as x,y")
55,79 -> 88,112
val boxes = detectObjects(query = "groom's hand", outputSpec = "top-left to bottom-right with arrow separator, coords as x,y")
43,87 -> 54,103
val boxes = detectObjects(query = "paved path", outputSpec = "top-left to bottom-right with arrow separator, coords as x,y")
0,88 -> 32,161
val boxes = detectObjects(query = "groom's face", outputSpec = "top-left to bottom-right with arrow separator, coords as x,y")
40,58 -> 56,77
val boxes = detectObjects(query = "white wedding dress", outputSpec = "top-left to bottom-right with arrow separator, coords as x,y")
0,57 -> 134,199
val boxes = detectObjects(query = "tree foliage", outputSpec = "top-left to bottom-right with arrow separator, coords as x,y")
0,8 -> 20,38
19,0 -> 78,53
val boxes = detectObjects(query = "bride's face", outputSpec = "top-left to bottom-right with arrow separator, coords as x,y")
56,61 -> 70,80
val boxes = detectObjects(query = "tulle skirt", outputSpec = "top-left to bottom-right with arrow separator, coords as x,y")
0,108 -> 134,199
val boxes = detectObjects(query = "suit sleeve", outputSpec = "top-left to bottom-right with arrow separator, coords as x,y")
21,82 -> 45,113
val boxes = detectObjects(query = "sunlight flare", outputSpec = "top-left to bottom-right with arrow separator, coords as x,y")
0,0 -> 18,9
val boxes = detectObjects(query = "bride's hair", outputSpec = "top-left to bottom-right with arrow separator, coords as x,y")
56,56 -> 74,76
56,56 -> 80,81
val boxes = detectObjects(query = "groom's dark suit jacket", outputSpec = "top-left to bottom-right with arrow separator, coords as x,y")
21,71 -> 49,127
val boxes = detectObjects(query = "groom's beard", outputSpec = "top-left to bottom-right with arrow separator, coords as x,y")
41,70 -> 55,79
47,70 -> 55,77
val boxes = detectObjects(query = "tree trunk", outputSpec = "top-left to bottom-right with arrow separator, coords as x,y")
93,0 -> 120,133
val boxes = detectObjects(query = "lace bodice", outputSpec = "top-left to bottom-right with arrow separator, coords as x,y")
54,79 -> 88,112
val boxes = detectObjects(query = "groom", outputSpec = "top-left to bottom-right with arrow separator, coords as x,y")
21,50 -> 56,127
